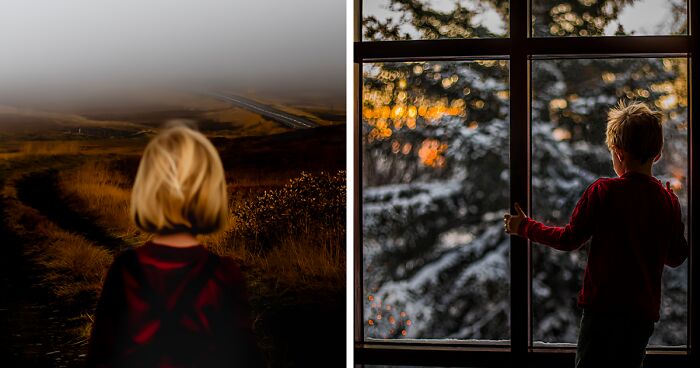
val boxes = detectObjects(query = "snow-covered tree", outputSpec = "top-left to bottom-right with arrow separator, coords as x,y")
361,0 -> 688,345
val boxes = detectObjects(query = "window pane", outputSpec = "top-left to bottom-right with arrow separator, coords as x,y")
531,58 -> 688,346
362,60 -> 510,340
362,0 -> 509,41
532,0 -> 687,37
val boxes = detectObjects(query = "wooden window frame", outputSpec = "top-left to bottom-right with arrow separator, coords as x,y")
354,0 -> 698,366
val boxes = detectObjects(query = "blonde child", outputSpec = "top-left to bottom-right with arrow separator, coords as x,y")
505,101 -> 688,367
86,121 -> 263,367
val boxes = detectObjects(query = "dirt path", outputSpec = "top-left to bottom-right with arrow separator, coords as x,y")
1,157 -> 129,367
0,207 -> 86,367
0,159 -> 90,367
15,168 -> 124,250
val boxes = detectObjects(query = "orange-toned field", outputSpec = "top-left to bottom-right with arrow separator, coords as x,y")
0,92 -> 346,367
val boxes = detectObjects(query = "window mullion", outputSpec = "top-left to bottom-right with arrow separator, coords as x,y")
510,0 -> 531,362
355,61 -> 364,343
354,36 -> 690,62
689,0 -> 698,364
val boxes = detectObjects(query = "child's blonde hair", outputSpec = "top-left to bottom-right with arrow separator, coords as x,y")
605,100 -> 664,163
130,120 -> 227,235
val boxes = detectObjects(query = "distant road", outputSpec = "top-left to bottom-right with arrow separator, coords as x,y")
207,91 -> 318,129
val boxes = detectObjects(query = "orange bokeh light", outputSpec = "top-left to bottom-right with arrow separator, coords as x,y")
418,139 -> 448,168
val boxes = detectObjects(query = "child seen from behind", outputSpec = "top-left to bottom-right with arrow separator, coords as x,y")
86,121 -> 263,367
504,101 -> 688,368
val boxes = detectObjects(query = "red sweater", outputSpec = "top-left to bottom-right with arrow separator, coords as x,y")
86,241 -> 264,367
518,171 -> 688,321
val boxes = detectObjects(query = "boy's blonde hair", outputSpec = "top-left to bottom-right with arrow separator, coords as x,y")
605,100 -> 664,163
130,121 -> 227,235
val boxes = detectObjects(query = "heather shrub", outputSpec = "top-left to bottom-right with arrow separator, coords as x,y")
233,170 -> 345,251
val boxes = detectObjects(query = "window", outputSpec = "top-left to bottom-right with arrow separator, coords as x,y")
356,0 -> 695,367
531,57 -> 688,346
362,0 -> 508,41
532,0 -> 688,37
362,60 -> 510,341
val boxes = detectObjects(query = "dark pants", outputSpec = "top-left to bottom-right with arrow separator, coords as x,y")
575,309 -> 655,368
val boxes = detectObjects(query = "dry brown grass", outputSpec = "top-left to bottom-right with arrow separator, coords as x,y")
2,153 -> 345,357
203,223 -> 345,289
2,159 -> 114,340
240,228 -> 345,287
5,200 -> 112,340
2,165 -> 114,301
74,313 -> 96,340
241,94 -> 345,126
37,223 -> 114,298
0,138 -> 146,161
57,160 -> 149,246
58,159 -> 345,290
206,171 -> 346,291
0,141 -> 82,160
224,165 -> 325,189
0,152 -> 24,160
21,141 -> 82,155
204,107 -> 289,137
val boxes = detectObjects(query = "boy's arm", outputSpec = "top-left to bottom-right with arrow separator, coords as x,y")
517,180 -> 600,251
665,196 -> 688,268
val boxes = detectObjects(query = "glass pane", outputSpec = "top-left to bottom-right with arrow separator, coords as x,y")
362,60 -> 510,340
531,58 -> 688,346
532,0 -> 687,37
362,0 -> 509,41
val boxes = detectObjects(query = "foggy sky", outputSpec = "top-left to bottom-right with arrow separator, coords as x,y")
0,0 -> 345,95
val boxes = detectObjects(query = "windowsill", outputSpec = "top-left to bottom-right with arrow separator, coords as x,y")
356,341 -> 689,367
364,338 -> 510,346
358,340 -> 688,354
531,343 -> 688,354
358,340 -> 510,352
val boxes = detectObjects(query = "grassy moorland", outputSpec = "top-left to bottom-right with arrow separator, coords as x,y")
0,153 -> 114,366
0,94 -> 345,367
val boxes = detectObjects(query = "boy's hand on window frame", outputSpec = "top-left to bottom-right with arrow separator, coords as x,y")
666,181 -> 677,197
504,202 -> 527,235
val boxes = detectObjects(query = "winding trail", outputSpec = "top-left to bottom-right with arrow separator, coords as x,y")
1,159 -> 125,367
15,168 -> 124,250
0,194 -> 83,367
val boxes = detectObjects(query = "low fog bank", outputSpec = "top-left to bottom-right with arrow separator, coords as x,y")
0,0 -> 345,108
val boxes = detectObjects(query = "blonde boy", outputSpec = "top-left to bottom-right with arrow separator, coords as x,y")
505,101 -> 688,367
